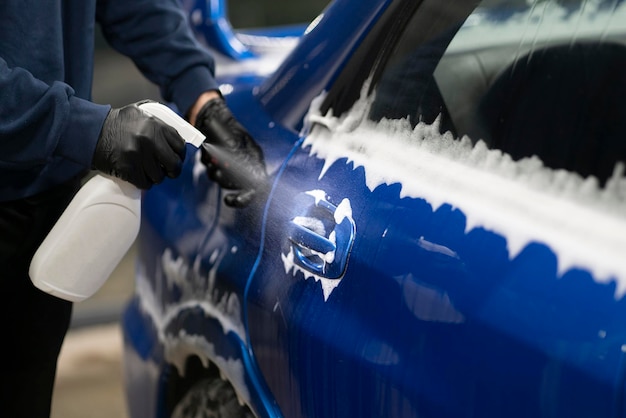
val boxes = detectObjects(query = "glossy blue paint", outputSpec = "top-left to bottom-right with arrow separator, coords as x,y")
123,186 -> 283,418
257,0 -> 392,130
286,192 -> 356,279
247,147 -> 626,417
122,0 -> 626,417
182,0 -> 253,59
237,25 -> 308,39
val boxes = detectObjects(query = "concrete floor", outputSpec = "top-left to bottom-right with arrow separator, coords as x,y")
52,324 -> 129,418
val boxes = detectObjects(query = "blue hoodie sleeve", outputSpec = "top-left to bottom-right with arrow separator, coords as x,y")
0,57 -> 111,171
96,0 -> 220,117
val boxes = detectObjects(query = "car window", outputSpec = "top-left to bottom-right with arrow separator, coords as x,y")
332,0 -> 626,184
368,0 -> 477,135
317,0 -> 478,127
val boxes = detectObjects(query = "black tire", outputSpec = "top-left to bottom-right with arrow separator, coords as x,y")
171,377 -> 254,418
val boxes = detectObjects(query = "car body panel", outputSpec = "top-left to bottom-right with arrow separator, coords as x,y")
256,0 -> 392,130
122,86 -> 293,418
122,0 -> 626,417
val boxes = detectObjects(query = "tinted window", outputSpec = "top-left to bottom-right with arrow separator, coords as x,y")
368,0 -> 626,183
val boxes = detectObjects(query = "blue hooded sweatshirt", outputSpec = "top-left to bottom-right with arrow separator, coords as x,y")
0,0 -> 219,201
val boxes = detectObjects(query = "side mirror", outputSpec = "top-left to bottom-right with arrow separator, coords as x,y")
183,0 -> 254,59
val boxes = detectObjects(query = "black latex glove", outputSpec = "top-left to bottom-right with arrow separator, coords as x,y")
195,97 -> 268,208
92,101 -> 187,189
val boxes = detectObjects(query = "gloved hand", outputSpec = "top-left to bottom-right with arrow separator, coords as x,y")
92,101 -> 187,189
194,97 -> 268,208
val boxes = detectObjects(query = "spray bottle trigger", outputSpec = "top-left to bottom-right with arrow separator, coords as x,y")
138,102 -> 206,147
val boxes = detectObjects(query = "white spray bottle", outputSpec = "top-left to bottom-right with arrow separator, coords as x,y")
29,102 -> 205,302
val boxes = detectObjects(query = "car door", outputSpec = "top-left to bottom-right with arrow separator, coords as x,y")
244,0 -> 626,417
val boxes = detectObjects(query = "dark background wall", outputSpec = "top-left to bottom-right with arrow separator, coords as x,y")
228,0 -> 329,28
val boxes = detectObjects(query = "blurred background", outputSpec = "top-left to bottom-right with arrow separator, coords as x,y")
51,1 -> 328,417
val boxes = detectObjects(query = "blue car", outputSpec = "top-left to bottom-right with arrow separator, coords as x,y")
122,0 -> 626,417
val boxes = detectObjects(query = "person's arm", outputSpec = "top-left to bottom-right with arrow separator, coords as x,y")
96,0 -> 219,118
187,90 -> 221,126
1,56 -> 188,190
97,0 -> 267,206
0,56 -> 110,171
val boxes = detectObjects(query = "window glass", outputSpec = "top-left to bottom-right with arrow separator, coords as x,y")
369,0 -> 626,183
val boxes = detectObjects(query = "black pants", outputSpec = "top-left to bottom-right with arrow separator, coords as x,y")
0,177 -> 82,418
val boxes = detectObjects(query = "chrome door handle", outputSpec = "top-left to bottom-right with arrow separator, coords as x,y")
287,194 -> 355,279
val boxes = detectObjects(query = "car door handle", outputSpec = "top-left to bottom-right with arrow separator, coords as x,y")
289,222 -> 337,255
287,195 -> 355,279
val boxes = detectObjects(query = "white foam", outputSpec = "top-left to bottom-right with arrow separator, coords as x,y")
302,88 -> 626,297
281,246 -> 342,301
164,330 -> 250,405
135,247 -> 250,405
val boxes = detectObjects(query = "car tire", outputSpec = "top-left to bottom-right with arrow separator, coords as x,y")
170,377 -> 254,418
